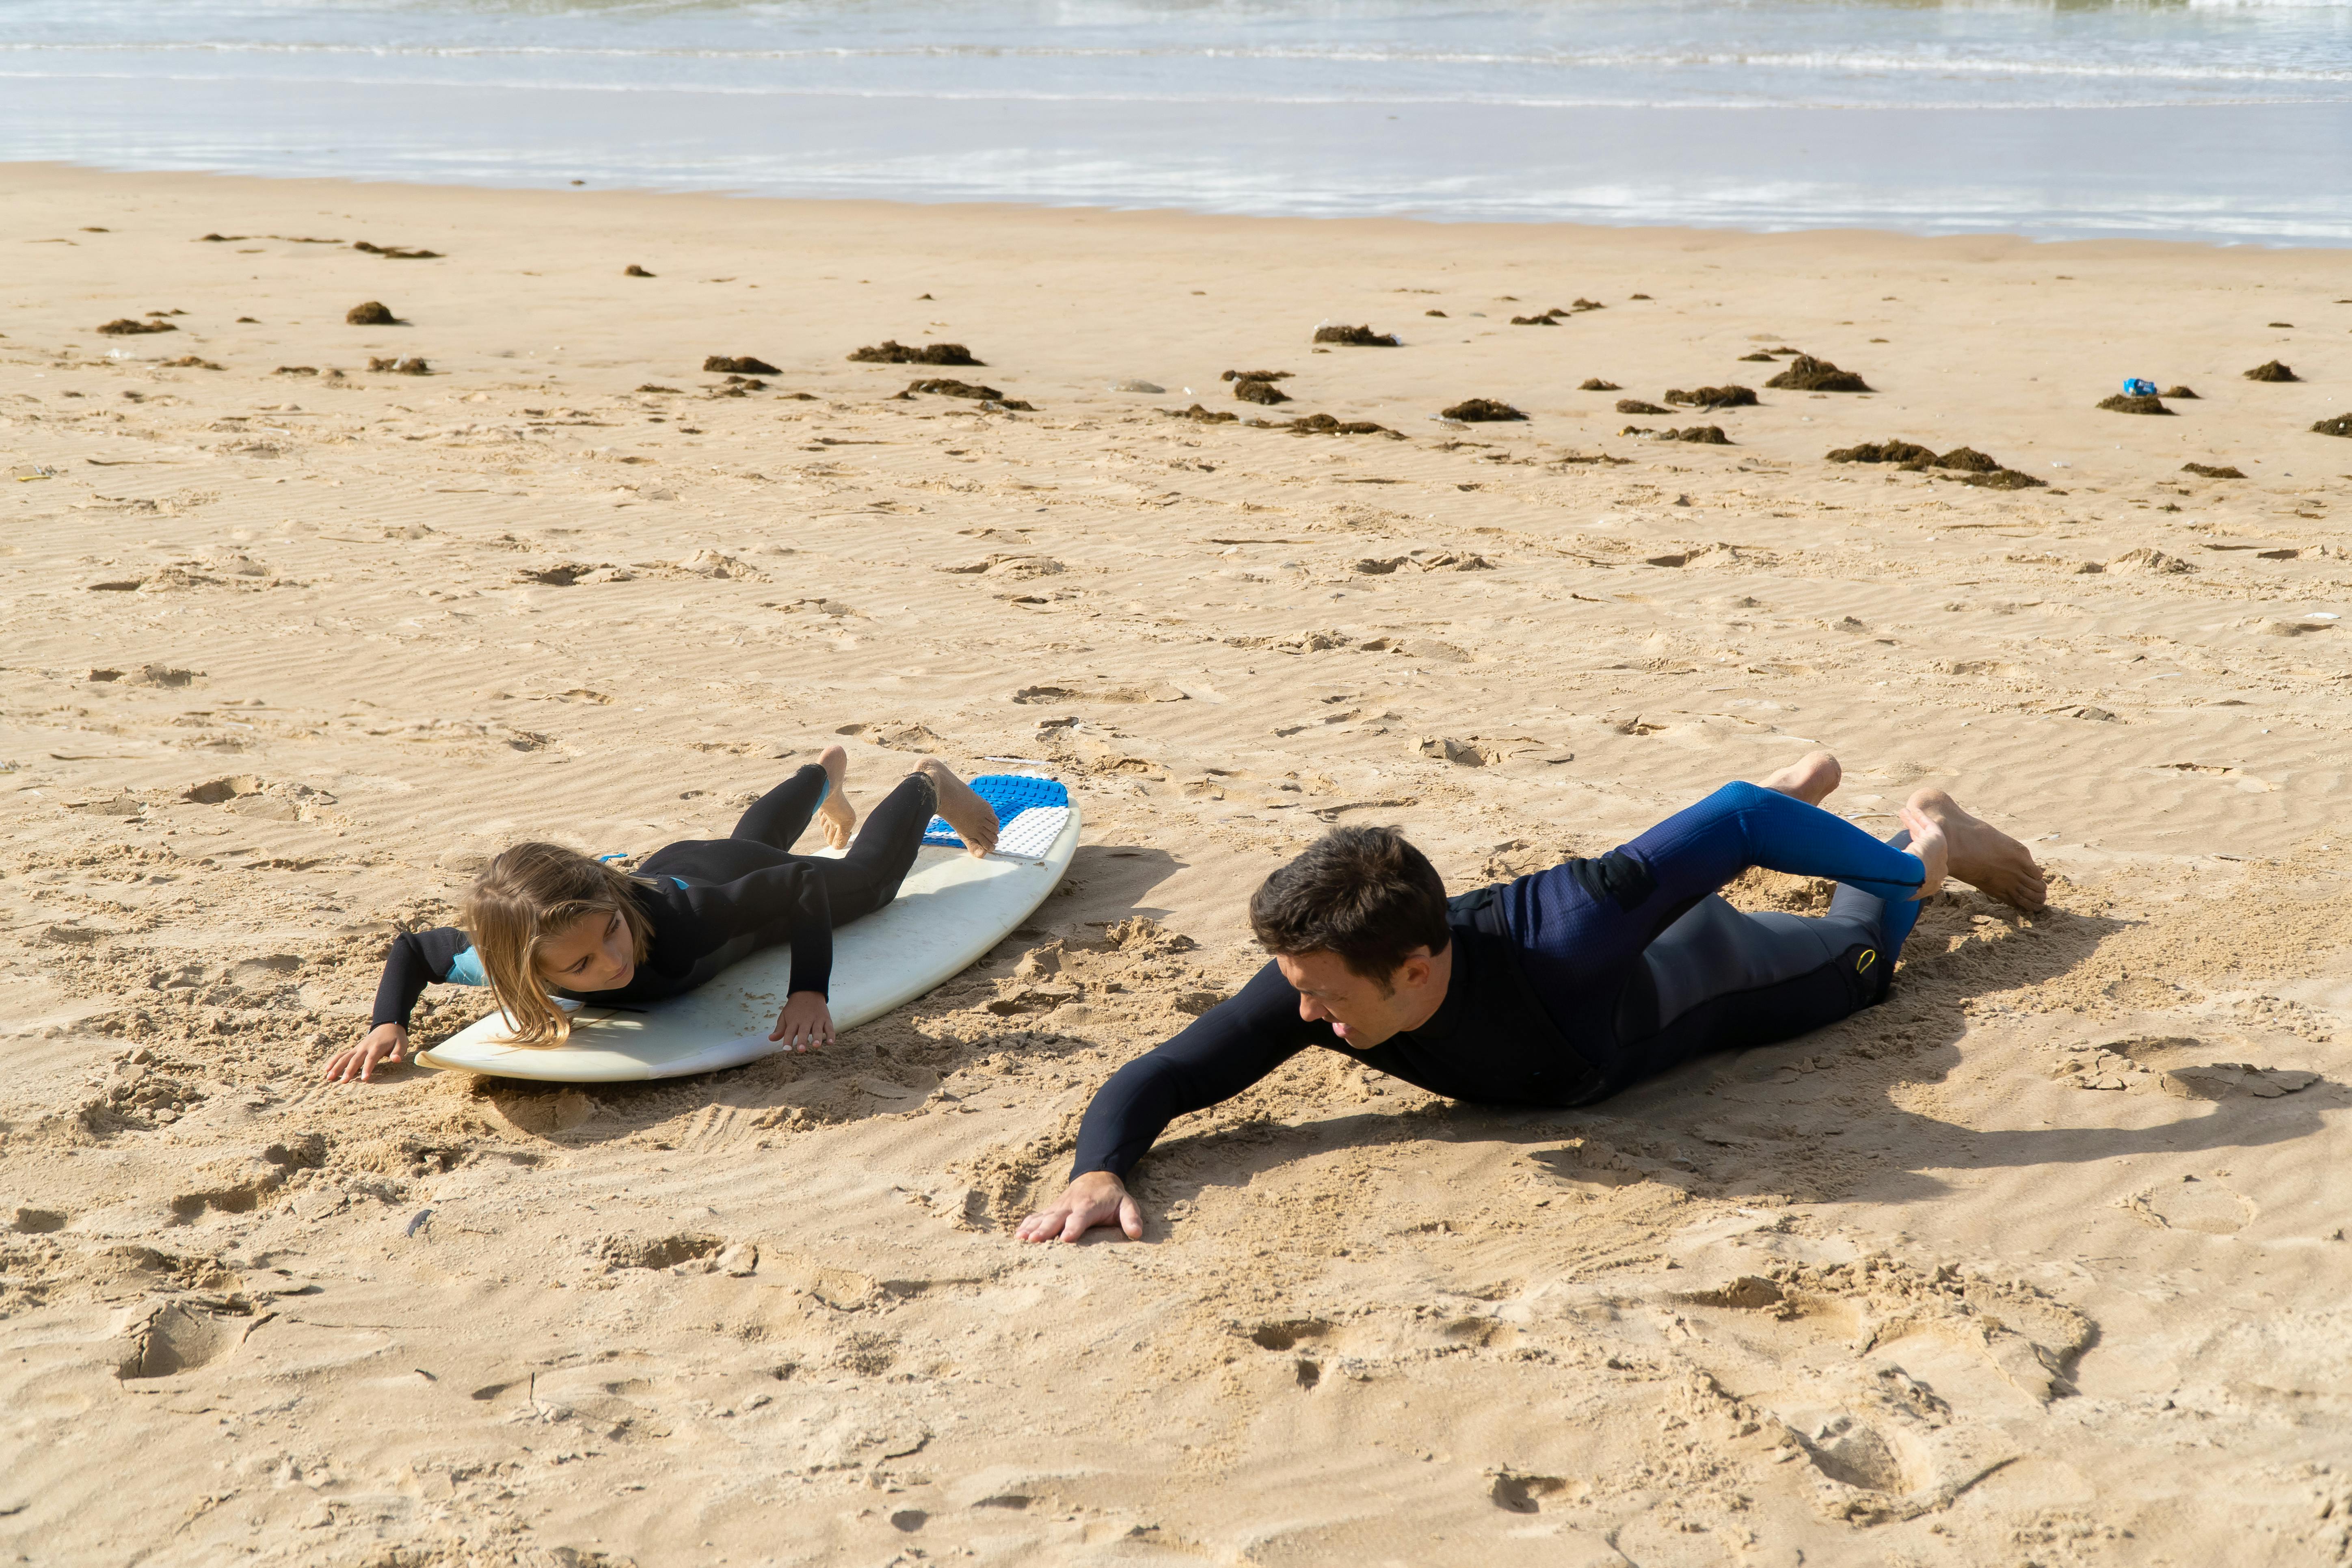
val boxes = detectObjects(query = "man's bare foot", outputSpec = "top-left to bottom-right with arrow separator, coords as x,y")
1760,749 -> 1842,806
816,744 -> 857,850
918,757 -> 999,857
1905,787 -> 2047,910
1896,802 -> 1948,900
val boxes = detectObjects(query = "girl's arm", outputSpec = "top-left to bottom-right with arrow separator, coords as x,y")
660,868 -> 837,1050
370,927 -> 481,1028
330,927 -> 478,1084
669,867 -> 835,998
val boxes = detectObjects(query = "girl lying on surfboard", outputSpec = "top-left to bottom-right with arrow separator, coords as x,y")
322,748 -> 1001,1084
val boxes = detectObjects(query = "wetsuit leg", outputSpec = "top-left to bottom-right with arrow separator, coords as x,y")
1599,829 -> 1918,1091
728,764 -> 834,853
1507,781 -> 1924,1009
620,770 -> 938,998
803,769 -> 938,924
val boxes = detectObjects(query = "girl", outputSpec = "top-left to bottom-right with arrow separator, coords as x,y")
324,747 -> 1000,1083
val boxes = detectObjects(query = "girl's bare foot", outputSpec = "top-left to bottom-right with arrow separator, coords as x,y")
816,744 -> 857,850
1760,749 -> 1842,806
918,757 -> 999,857
1904,787 -> 2047,910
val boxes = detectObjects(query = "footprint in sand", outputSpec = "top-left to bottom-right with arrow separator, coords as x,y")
2121,1175 -> 2257,1234
495,1087 -> 597,1136
115,1300 -> 248,1380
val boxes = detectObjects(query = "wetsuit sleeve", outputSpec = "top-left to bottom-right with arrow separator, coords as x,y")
672,866 -> 836,997
1070,961 -> 1326,1180
370,927 -> 476,1029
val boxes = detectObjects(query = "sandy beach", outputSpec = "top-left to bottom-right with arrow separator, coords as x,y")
5,161 -> 2352,1566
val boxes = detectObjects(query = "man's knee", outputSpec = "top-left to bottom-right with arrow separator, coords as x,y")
1712,780 -> 1776,811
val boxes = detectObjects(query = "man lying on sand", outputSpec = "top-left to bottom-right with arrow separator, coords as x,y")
322,747 -> 1000,1082
1018,752 -> 2044,1243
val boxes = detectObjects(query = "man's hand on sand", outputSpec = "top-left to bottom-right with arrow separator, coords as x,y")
1016,1171 -> 1143,1243
325,1022 -> 408,1084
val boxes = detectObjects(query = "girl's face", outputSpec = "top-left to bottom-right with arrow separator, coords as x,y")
536,907 -> 637,993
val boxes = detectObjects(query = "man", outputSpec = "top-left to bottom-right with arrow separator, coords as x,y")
1016,752 -> 2045,1244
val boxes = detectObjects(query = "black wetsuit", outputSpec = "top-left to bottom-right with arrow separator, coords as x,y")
370,765 -> 937,1028
1069,782 -> 1926,1179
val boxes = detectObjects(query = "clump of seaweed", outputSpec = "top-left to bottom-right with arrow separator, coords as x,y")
1276,413 -> 1402,438
1442,397 -> 1524,422
1665,384 -> 1757,409
1766,354 -> 1870,392
905,378 -> 1001,400
1312,324 -> 1400,346
2097,393 -> 2172,415
848,340 -> 981,366
2244,359 -> 2298,383
1931,445 -> 2000,472
1653,425 -> 1730,445
1827,439 -> 1937,466
1825,440 -> 2043,487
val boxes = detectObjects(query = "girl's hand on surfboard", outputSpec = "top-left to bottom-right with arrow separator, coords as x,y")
1016,1171 -> 1144,1244
325,1023 -> 408,1084
771,991 -> 835,1053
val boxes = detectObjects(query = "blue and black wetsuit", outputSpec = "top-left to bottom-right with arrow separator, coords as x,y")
1069,782 -> 1926,1179
369,764 -> 938,1029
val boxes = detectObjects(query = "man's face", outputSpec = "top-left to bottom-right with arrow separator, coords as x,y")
1275,948 -> 1428,1049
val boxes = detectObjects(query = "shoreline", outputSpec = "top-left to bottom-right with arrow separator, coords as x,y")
6,89 -> 2352,247
12,156 -> 2352,262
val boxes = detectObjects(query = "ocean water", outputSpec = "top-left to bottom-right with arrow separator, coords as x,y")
3,0 -> 2348,242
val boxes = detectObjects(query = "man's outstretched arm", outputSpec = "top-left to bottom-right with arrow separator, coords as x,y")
1016,962 -> 1321,1243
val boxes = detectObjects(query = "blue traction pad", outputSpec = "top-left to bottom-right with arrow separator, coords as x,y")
924,774 -> 1070,853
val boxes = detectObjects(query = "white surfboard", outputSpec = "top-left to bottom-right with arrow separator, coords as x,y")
416,798 -> 1079,1083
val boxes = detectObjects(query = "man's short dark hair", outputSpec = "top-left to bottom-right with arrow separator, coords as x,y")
1249,825 -> 1451,985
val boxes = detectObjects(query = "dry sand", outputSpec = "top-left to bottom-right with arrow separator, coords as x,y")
4,163 -> 2352,1567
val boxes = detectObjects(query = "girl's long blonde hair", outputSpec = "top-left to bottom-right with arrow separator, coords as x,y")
460,842 -> 654,1046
